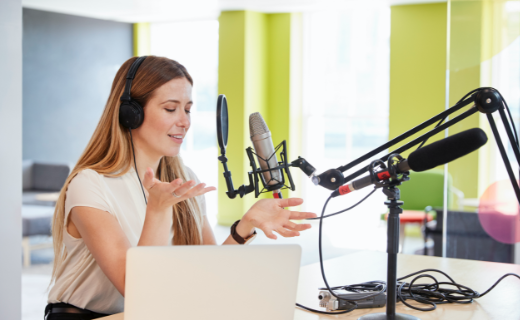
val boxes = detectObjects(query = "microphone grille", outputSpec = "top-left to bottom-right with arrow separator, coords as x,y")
249,112 -> 269,137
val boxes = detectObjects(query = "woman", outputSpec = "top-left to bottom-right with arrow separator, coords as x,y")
45,56 -> 317,319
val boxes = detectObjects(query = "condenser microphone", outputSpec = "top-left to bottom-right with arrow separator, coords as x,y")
333,128 -> 488,197
249,112 -> 284,197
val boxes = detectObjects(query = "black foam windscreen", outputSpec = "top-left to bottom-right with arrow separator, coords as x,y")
408,128 -> 488,172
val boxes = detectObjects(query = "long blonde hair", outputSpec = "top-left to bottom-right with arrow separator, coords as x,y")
50,56 -> 204,284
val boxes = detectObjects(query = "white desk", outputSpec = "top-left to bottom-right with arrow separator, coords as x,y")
100,250 -> 520,319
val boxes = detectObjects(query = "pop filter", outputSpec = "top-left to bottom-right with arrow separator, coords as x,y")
216,94 -> 229,154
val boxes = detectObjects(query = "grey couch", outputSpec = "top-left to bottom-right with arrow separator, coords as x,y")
22,160 -> 71,266
23,160 -> 71,206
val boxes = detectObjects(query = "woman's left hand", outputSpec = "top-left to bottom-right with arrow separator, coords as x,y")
241,198 -> 317,240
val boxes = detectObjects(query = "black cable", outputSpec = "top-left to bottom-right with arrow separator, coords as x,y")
297,182 -> 520,315
307,268 -> 520,313
396,269 -> 476,311
317,196 -> 384,301
500,93 -> 519,146
394,269 -> 520,311
415,86 -> 491,151
475,273 -> 520,297
296,196 -> 357,315
321,281 -> 386,293
305,188 -> 377,220
416,116 -> 447,150
457,86 -> 493,104
296,192 -> 384,315
295,301 -> 357,315
128,128 -> 148,205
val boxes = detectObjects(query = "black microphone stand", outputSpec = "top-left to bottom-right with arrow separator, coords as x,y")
380,186 -> 413,320
355,156 -> 416,320
359,186 -> 420,320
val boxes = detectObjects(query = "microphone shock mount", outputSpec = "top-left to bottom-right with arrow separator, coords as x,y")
219,140 -> 296,199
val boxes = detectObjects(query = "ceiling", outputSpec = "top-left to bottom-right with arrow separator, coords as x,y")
22,0 -> 446,23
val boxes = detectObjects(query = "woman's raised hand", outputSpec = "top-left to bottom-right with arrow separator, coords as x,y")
142,167 -> 216,212
242,198 -> 317,240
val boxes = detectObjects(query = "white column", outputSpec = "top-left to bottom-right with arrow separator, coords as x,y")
0,0 -> 22,318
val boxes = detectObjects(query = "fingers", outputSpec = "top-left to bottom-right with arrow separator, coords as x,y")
183,184 -> 217,198
203,186 -> 217,193
288,210 -> 318,220
261,222 -> 306,239
198,186 -> 217,195
283,221 -> 312,232
275,227 -> 300,237
262,229 -> 277,240
170,179 -> 217,199
170,180 -> 196,196
143,168 -> 156,189
258,223 -> 308,240
277,197 -> 304,208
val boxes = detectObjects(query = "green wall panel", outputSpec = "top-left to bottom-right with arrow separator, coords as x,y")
133,23 -> 150,56
217,11 -> 302,225
389,3 -> 448,157
390,1 -> 490,204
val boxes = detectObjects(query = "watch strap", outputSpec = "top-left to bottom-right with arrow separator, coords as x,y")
231,219 -> 256,244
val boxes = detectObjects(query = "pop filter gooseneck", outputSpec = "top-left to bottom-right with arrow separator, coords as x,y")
216,95 -> 256,198
216,94 -> 238,198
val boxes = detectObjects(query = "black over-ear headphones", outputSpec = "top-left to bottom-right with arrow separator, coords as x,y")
119,56 -> 149,205
119,56 -> 147,129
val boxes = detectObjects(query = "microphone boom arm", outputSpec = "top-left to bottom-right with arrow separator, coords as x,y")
331,87 -> 520,205
343,107 -> 478,184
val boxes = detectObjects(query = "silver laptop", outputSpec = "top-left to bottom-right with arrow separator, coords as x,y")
125,245 -> 301,320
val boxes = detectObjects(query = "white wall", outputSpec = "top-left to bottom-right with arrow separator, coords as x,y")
0,0 -> 22,318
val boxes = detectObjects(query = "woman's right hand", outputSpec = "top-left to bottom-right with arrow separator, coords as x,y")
142,167 -> 216,212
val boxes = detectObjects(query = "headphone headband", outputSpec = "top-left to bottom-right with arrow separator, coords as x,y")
120,56 -> 147,102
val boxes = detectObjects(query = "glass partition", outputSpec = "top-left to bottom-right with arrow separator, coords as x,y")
446,0 -> 520,263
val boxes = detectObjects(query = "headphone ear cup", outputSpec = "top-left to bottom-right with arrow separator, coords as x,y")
119,100 -> 144,129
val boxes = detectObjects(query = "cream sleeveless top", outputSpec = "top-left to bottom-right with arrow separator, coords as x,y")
47,165 -> 206,314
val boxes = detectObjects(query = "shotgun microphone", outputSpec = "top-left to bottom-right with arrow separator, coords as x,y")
333,128 -> 488,197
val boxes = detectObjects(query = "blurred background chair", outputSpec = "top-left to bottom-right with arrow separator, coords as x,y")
22,160 -> 70,266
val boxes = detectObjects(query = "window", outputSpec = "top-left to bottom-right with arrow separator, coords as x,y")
151,20 -> 219,225
302,2 -> 391,250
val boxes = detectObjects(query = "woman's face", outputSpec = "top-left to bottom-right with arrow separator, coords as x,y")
134,77 -> 192,158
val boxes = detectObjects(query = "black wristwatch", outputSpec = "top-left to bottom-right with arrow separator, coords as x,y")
230,220 -> 257,244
